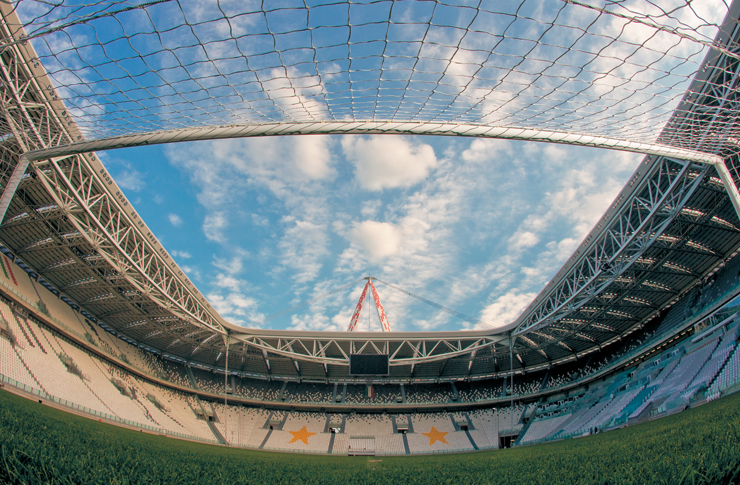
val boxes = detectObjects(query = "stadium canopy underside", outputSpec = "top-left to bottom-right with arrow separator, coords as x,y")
0,0 -> 739,380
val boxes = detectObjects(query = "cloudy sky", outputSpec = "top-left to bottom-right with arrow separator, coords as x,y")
15,0 -> 729,332
101,135 -> 642,332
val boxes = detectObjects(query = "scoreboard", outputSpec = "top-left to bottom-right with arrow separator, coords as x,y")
349,354 -> 389,376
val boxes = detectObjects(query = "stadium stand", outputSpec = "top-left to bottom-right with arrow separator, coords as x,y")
345,413 -> 394,437
404,383 -> 454,404
345,384 -> 401,404
457,380 -> 504,402
2,250 -> 740,454
283,382 -> 334,403
708,325 -> 740,399
263,412 -> 332,453
232,377 -> 283,401
212,405 -> 269,448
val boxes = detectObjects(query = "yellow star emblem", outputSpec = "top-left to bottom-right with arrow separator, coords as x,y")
288,426 -> 316,445
422,426 -> 449,445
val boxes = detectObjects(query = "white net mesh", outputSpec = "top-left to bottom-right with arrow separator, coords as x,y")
3,0 -> 739,154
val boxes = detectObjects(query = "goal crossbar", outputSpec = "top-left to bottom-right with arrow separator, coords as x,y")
8,121 -> 738,220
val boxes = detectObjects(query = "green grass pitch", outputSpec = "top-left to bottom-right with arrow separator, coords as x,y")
1,388 -> 739,484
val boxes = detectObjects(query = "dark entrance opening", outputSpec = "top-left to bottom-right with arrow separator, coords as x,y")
499,435 -> 517,448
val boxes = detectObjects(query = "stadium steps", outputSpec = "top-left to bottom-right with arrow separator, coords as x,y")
187,395 -> 226,444
47,333 -> 120,418
21,317 -> 46,353
549,398 -> 600,438
618,386 -> 656,422
514,420 -> 534,446
83,318 -> 105,346
567,400 -> 611,435
133,379 -> 191,432
111,370 -> 163,427
259,428 -> 272,449
202,399 -> 227,444
464,429 -> 479,450
10,342 -> 47,393
279,381 -> 287,401
12,314 -> 34,348
79,377 -> 120,418
130,392 -> 162,426
708,343 -> 740,393
681,339 -> 733,399
206,416 -> 226,444
185,365 -> 199,390
540,368 -> 551,390
157,402 -> 189,431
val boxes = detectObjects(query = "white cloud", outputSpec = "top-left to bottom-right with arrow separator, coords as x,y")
114,169 -> 146,192
508,231 -> 540,250
206,255 -> 263,327
166,136 -> 337,213
292,135 -> 335,180
461,138 -> 514,163
288,309 -> 350,332
278,220 -> 329,284
213,250 -> 249,276
171,250 -> 191,259
168,214 -> 183,227
167,137 -> 336,285
342,135 -> 437,190
251,214 -> 269,227
479,290 -> 538,329
212,273 -> 243,292
348,221 -> 402,262
203,212 -> 228,242
207,288 -> 263,327
179,265 -> 201,281
360,199 -> 382,218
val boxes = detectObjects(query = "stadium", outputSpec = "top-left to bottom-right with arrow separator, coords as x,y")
1,0 -> 740,483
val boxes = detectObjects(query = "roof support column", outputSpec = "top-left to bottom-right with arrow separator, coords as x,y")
509,337 -> 514,431
713,159 -> 740,219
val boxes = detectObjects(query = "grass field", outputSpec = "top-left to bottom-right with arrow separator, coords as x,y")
1,388 -> 739,485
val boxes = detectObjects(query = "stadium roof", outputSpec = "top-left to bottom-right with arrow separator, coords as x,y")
0,0 -> 739,379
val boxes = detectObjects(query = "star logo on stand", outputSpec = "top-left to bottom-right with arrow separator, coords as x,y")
422,427 -> 449,445
288,426 -> 316,445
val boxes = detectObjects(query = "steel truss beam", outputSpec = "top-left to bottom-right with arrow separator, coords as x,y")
514,157 -> 710,336
30,155 -> 227,335
0,13 -> 228,339
511,18 -> 740,343
228,333 -> 506,367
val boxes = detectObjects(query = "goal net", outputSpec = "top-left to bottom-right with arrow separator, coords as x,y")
2,0 -> 738,157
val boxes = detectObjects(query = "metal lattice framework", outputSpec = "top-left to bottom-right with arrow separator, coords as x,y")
1,0 -> 738,151
0,0 -> 739,378
513,155 -> 709,335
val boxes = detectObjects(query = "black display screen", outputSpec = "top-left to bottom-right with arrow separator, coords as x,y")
349,354 -> 389,375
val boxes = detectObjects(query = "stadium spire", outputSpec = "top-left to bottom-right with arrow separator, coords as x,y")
347,277 -> 391,332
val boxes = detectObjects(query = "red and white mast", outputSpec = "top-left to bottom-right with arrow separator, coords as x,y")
347,277 -> 392,332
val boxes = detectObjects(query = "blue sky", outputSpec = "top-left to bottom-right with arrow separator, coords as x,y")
14,0 -> 729,331
100,135 -> 642,331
